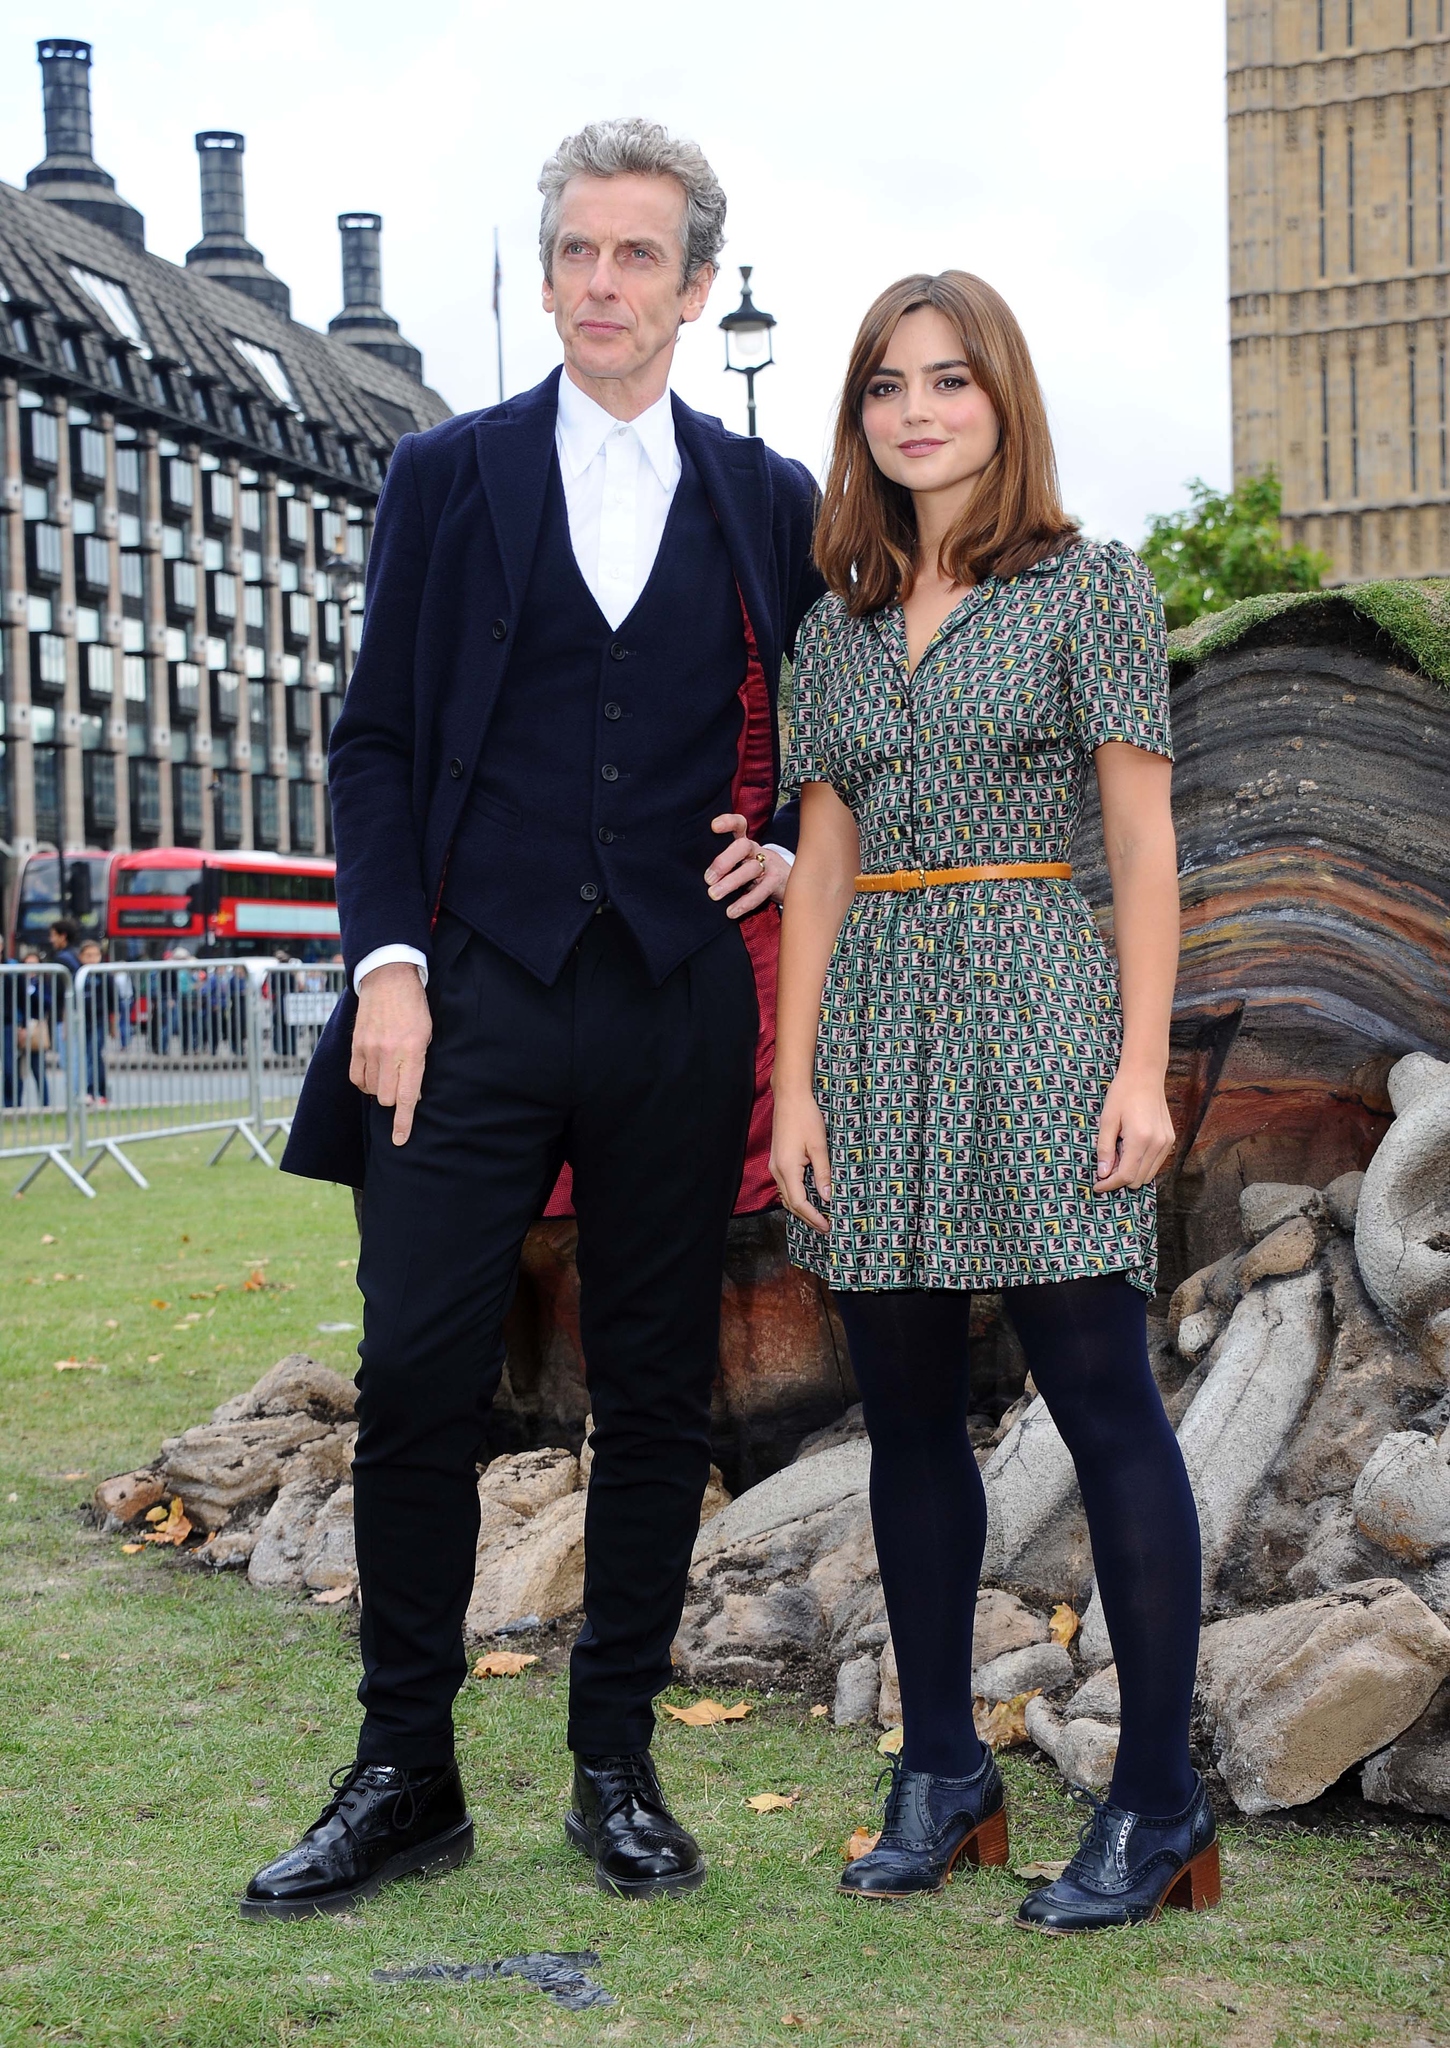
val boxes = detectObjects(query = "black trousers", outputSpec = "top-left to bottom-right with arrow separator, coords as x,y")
352,908 -> 758,1767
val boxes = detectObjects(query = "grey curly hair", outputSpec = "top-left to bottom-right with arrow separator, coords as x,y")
537,117 -> 727,287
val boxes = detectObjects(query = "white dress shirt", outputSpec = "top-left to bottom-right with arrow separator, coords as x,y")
354,372 -> 790,991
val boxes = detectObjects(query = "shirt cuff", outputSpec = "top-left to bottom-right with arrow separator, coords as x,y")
354,944 -> 429,993
762,843 -> 796,868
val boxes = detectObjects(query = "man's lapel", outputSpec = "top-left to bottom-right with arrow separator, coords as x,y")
471,366 -> 563,614
673,397 -> 776,671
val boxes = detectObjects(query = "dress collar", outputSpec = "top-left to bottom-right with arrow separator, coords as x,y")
555,371 -> 680,491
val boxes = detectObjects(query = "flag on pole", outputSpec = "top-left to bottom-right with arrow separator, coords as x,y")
492,227 -> 505,404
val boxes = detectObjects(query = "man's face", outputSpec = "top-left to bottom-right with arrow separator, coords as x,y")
542,172 -> 713,390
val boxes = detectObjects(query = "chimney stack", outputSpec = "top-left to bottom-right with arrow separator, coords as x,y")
25,39 -> 145,250
184,132 -> 291,320
328,214 -> 423,383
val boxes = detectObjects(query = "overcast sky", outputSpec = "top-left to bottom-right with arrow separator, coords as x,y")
2,0 -> 1229,544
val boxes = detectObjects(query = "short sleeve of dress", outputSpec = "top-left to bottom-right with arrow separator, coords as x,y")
778,594 -> 835,804
1067,540 -> 1173,761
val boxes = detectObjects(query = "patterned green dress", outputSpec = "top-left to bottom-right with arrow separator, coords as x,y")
781,539 -> 1173,1299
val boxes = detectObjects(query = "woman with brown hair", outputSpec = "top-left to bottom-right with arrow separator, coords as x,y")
770,272 -> 1217,1933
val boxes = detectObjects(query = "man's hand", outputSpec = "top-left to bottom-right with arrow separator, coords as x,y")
705,814 -> 790,918
349,962 -> 432,1146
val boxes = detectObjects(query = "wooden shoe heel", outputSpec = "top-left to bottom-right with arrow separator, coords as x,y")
962,1804 -> 1010,1869
1164,1841 -> 1221,1913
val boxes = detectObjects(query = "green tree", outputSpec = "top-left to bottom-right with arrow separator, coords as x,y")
1139,470 -> 1328,631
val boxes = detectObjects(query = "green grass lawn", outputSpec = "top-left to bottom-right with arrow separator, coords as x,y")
2,1141 -> 1448,2048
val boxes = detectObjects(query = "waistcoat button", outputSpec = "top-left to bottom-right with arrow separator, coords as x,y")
448,757 -> 463,778
579,883 -> 599,902
603,701 -> 622,720
491,619 -> 508,641
601,763 -> 619,782
598,827 -> 615,844
609,641 -> 628,661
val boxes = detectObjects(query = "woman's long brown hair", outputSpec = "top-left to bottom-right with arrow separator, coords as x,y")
814,271 -> 1078,615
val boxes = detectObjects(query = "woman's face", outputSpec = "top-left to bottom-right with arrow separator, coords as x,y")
860,306 -> 1000,504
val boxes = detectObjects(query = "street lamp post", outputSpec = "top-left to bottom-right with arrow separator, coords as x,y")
719,265 -> 776,438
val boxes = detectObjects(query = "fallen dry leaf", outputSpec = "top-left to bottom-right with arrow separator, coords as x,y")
660,1697 -> 754,1727
41,1233 -> 56,1245
1014,1860 -> 1069,1883
974,1689 -> 1042,1750
120,1542 -> 144,1555
53,1358 -> 107,1373
473,1651 -> 539,1678
104,1319 -> 118,1330
311,1584 -> 356,1607
809,1704 -> 829,1718
144,1504 -> 168,1523
844,1826 -> 881,1862
150,1300 -> 170,1310
143,1496 -> 192,1546
781,2016 -> 811,2029
1049,1602 -> 1080,1648
876,1725 -> 903,1756
146,1354 -> 162,1365
745,1791 -> 800,1813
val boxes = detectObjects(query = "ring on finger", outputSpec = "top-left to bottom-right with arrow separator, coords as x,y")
753,848 -> 767,872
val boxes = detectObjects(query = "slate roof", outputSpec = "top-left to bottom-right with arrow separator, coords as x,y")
0,179 -> 451,490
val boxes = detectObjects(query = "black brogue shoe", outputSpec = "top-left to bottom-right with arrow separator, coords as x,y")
840,1749 -> 1010,1900
1014,1773 -> 1220,1934
565,1751 -> 706,1898
240,1760 -> 474,1919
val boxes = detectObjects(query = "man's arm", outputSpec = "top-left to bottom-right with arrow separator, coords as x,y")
328,435 -> 436,1143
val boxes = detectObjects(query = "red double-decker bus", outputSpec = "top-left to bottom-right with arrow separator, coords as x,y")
105,849 -> 339,959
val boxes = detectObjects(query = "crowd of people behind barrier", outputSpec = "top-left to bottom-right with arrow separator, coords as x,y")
1,919 -> 343,1112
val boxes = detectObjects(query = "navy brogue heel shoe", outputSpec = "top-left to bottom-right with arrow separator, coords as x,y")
839,1750 -> 1010,1900
1015,1773 -> 1220,1934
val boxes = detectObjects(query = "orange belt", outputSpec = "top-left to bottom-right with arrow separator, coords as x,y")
855,862 -> 1073,893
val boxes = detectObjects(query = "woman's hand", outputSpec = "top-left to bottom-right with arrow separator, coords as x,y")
1093,1065 -> 1176,1193
771,1089 -> 833,1233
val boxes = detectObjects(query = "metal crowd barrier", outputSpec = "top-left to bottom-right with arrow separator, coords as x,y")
0,962 -> 92,1195
1,957 -> 346,1196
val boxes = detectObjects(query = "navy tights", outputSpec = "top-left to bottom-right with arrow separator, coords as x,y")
833,1274 -> 1201,1816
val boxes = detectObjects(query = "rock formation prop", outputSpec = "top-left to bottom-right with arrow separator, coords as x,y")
1074,591 -> 1450,1291
101,1053 -> 1450,1825
99,1385 -> 728,1637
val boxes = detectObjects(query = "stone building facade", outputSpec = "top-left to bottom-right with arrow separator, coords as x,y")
0,38 -> 450,859
1228,1 -> 1450,582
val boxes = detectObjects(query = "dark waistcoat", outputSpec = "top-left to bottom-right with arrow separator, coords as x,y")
441,444 -> 748,985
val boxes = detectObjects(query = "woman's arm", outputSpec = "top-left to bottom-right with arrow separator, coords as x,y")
770,780 -> 860,1232
1092,741 -> 1180,1194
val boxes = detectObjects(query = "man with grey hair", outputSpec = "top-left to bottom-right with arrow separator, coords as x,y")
252,119 -> 823,1915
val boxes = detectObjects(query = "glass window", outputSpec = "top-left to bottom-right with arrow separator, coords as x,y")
162,525 -> 185,560
206,637 -> 229,671
120,554 -> 144,600
115,447 -> 140,497
119,513 -> 141,548
243,549 -> 262,582
244,586 -> 265,629
245,646 -> 267,679
167,459 -> 195,509
122,618 -> 145,652
31,705 -> 57,743
77,427 -> 107,481
231,337 -> 298,408
72,497 -> 97,535
23,483 -> 50,520
123,655 -> 147,702
279,558 -> 299,593
87,646 -> 115,696
240,489 -> 261,531
282,654 -> 301,684
27,595 -> 53,632
204,537 -> 226,571
165,627 -> 188,662
75,607 -> 101,643
68,266 -> 151,355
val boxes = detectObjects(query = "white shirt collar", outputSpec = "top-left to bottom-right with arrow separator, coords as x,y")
555,371 -> 679,491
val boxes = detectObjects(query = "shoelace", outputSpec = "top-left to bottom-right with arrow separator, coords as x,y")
1060,1786 -> 1117,1882
587,1755 -> 659,1823
314,1761 -> 423,1837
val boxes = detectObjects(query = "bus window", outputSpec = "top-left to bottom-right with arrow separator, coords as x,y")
9,850 -> 109,952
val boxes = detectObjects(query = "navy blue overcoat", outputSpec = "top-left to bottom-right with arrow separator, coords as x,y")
282,367 -> 823,1188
